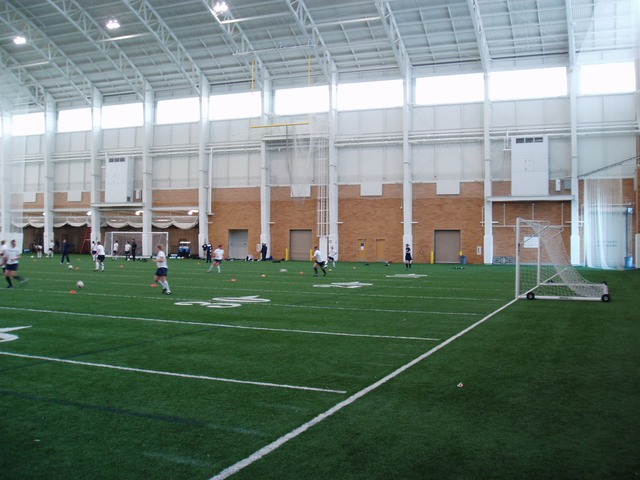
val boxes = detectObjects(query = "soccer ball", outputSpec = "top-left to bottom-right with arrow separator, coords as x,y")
68,264 -> 74,269
76,281 -> 84,289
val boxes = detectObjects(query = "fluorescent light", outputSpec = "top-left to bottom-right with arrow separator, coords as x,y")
106,18 -> 120,30
213,1 -> 228,14
13,36 -> 27,45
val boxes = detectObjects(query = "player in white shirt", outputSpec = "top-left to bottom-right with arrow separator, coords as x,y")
4,239 -> 27,288
328,247 -> 338,268
153,244 -> 171,295
209,245 -> 224,273
95,242 -> 106,271
313,246 -> 327,277
112,240 -> 119,260
0,240 -> 7,272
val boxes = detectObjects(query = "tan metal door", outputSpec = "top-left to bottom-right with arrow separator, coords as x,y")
357,239 -> 367,262
434,230 -> 461,263
375,239 -> 386,262
290,230 -> 312,260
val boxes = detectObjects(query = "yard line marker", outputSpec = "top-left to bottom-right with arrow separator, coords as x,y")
0,351 -> 346,394
208,298 -> 519,480
0,306 -> 440,341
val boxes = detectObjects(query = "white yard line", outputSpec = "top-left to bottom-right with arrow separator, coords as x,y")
0,306 -> 439,341
0,351 -> 346,394
208,298 -> 518,480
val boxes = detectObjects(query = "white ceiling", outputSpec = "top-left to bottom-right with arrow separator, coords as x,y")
0,0 -> 637,110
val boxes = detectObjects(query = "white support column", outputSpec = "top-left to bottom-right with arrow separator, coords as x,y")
43,95 -> 56,252
90,88 -> 103,245
327,64 -> 339,256
482,72 -> 494,264
142,81 -> 154,257
0,111 -> 11,237
260,76 -> 273,252
198,78 -> 210,257
568,67 -> 581,265
401,62 -> 413,255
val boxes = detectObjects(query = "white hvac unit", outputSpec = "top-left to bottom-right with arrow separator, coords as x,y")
511,136 -> 549,196
105,156 -> 134,203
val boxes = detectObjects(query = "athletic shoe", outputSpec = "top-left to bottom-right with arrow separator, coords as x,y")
162,288 -> 167,294
165,291 -> 172,295
6,285 -> 14,289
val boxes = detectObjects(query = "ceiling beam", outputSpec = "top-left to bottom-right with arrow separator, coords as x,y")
122,0 -> 205,94
375,1 -> 409,72
0,0 -> 95,105
0,47 -> 48,109
283,0 -> 335,83
467,0 -> 491,73
46,0 -> 146,100
200,0 -> 269,88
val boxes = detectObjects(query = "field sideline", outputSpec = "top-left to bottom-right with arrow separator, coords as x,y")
1,255 -> 638,479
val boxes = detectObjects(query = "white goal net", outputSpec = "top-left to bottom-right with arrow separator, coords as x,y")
515,218 -> 610,302
104,231 -> 168,259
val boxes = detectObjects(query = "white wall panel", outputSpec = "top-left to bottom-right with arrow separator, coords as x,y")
102,127 -> 142,150
337,145 -> 403,184
24,162 -> 43,191
337,109 -> 402,136
602,94 -> 636,122
435,144 -> 463,180
337,147 -> 360,184
412,144 -> 436,182
55,132 -> 90,152
514,100 -> 545,126
549,138 -> 571,179
544,98 -> 570,126
578,135 -> 636,177
461,142 -> 484,180
577,96 -> 603,124
53,160 -> 89,191
213,152 -> 260,187
577,93 -> 635,125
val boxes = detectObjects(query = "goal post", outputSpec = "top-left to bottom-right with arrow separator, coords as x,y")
104,231 -> 168,259
515,218 -> 610,302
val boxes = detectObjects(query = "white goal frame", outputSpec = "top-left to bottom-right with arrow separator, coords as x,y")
104,231 -> 168,259
515,218 -> 610,302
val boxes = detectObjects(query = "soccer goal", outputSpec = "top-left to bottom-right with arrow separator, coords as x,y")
515,218 -> 610,302
104,231 -> 169,259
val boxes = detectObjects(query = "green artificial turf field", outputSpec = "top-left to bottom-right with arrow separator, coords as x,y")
1,255 -> 638,479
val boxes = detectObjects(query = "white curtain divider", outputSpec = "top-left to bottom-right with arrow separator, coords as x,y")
583,177 -> 626,269
17,216 -> 197,230
171,217 -> 198,229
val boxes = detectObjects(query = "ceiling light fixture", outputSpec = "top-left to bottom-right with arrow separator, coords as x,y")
106,18 -> 120,30
13,36 -> 27,45
213,1 -> 229,14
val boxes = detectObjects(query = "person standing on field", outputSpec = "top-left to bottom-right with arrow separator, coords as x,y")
60,239 -> 71,265
405,244 -> 413,269
312,246 -> 327,277
153,244 -> 171,295
95,242 -> 106,271
209,244 -> 224,273
124,241 -> 131,261
112,240 -> 119,260
4,239 -> 27,288
131,239 -> 137,261
328,247 -> 338,268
